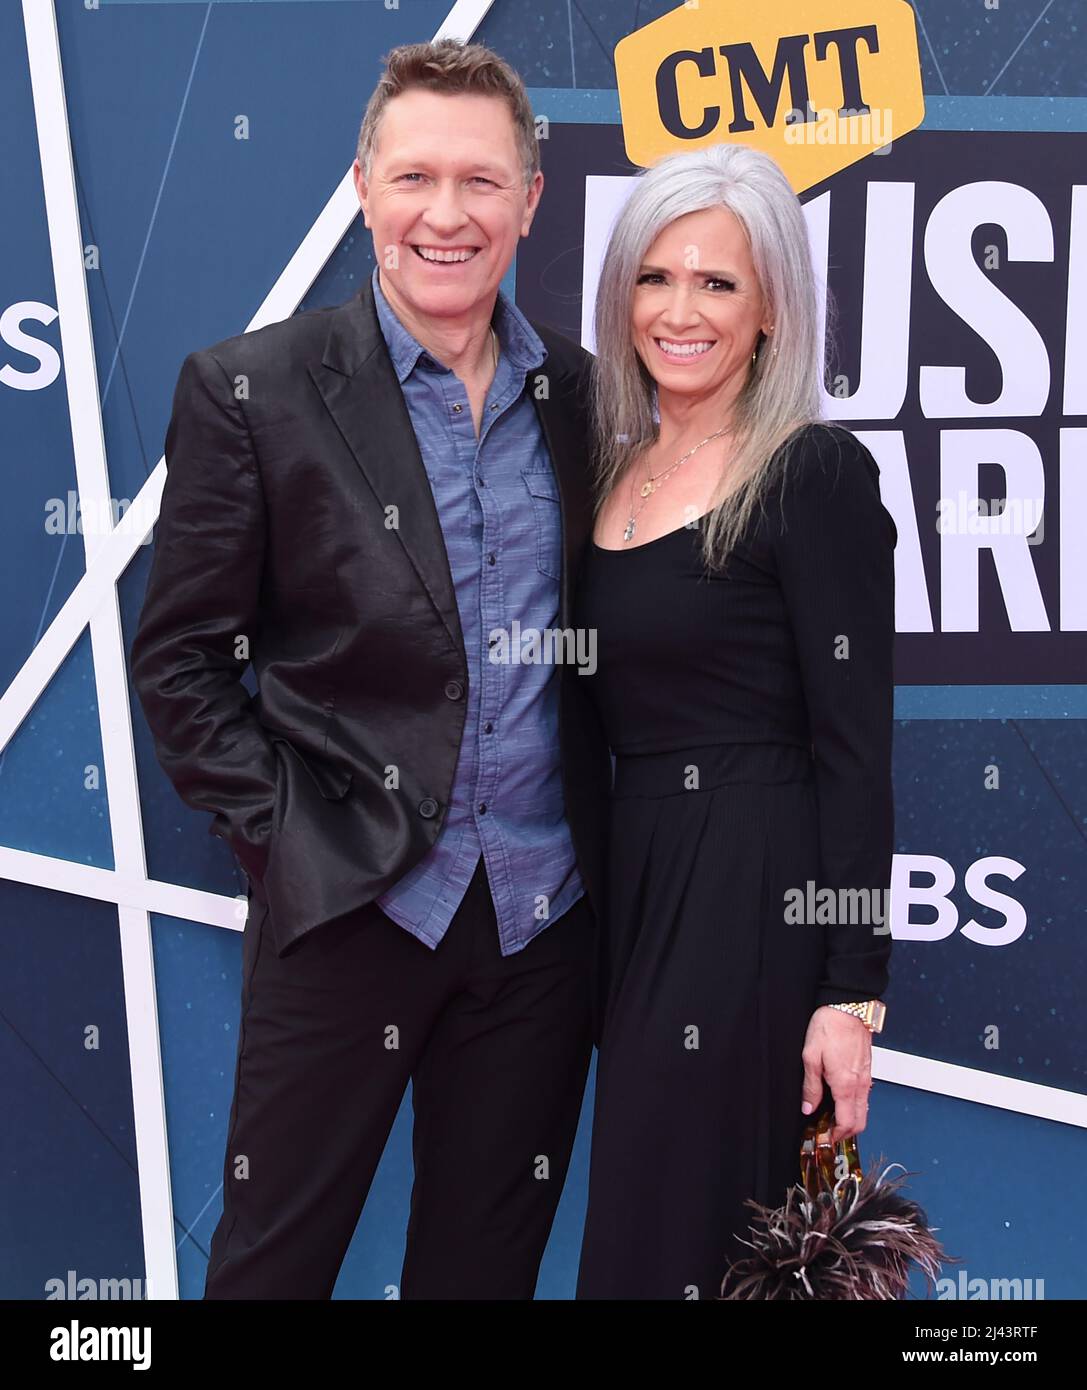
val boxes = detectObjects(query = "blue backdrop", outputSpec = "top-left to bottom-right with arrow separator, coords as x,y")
2,0 -> 1084,1300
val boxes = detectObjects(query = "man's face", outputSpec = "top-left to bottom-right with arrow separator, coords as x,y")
355,88 -> 543,327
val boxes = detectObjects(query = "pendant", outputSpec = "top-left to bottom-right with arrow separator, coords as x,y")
640,480 -> 654,498
623,517 -> 636,541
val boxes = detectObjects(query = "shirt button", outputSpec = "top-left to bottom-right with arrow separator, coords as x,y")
478,477 -> 486,486
418,798 -> 439,819
483,721 -> 494,734
487,553 -> 496,565
444,680 -> 463,701
452,403 -> 463,413
478,802 -> 488,815
490,403 -> 498,411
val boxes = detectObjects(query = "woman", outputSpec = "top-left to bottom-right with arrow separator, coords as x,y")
573,143 -> 898,1300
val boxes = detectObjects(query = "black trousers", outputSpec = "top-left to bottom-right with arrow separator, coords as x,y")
203,856 -> 595,1299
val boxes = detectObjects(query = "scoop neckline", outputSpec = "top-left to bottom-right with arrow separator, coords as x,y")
591,514 -> 710,553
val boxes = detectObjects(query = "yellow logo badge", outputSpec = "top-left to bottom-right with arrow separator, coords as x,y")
615,0 -> 925,191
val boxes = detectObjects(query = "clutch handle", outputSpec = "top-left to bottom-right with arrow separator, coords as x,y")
800,1082 -> 863,1199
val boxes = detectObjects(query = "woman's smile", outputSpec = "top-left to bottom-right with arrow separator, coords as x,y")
653,336 -> 718,365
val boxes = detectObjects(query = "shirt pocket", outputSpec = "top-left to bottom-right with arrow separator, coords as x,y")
521,468 -> 563,582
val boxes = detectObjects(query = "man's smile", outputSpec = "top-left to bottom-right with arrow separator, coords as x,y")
411,244 -> 481,263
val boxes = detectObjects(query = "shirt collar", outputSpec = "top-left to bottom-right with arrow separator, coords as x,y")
370,264 -> 545,383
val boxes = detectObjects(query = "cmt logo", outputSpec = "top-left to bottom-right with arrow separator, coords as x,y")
654,27 -> 882,139
892,854 -> 1027,945
615,0 -> 924,191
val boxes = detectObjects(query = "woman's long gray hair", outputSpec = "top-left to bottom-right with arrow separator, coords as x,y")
590,142 -> 825,571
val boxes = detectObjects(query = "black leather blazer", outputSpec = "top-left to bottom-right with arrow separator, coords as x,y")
130,277 -> 611,957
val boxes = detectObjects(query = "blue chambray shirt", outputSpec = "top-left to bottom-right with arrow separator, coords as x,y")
369,266 -> 585,955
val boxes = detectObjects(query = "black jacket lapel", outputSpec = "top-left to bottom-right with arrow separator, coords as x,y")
307,277 -> 464,656
309,276 -> 592,644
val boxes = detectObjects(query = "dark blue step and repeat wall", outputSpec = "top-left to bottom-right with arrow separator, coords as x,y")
2,0 -> 1084,1301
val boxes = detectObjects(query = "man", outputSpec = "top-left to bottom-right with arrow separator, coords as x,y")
130,39 -> 610,1299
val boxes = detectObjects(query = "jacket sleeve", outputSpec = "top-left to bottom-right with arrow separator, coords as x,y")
771,426 -> 897,1006
130,348 -> 278,884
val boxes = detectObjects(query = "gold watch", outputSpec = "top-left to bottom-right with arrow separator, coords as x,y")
827,1000 -> 886,1033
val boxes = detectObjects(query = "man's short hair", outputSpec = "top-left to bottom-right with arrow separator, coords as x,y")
357,39 -> 539,188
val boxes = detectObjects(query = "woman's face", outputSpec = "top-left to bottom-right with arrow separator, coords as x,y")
630,206 -> 771,406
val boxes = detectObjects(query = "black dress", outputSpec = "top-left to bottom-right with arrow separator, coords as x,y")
573,423 -> 897,1301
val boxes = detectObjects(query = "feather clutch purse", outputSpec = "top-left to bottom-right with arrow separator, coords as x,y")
720,1092 -> 947,1300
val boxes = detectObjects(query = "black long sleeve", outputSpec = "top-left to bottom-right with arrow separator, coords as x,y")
130,348 -> 278,884
771,425 -> 897,1005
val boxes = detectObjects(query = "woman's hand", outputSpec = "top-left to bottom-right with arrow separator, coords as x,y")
800,1006 -> 873,1143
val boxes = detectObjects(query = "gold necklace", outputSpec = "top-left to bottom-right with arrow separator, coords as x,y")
624,425 -> 734,543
